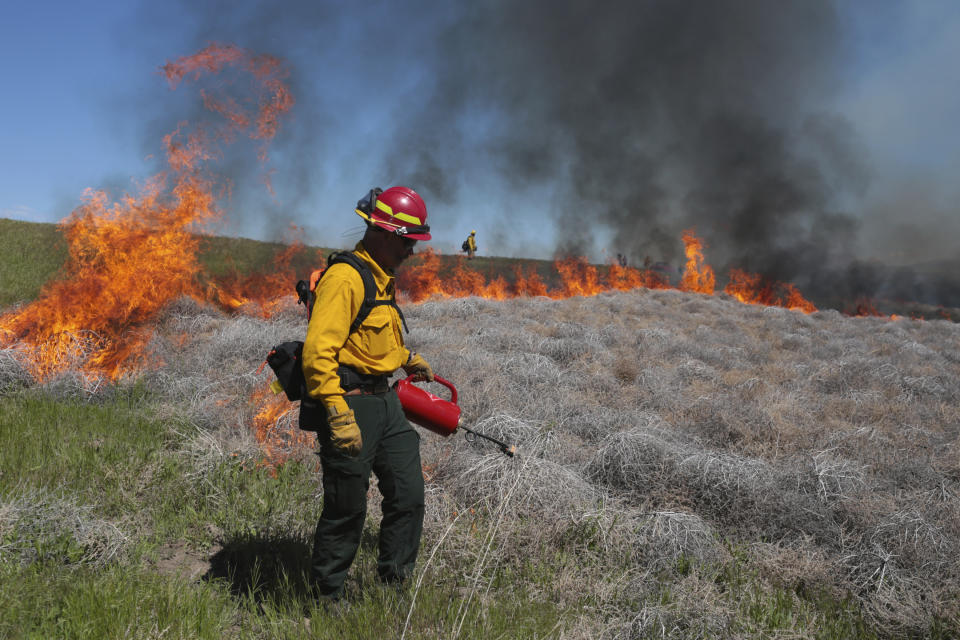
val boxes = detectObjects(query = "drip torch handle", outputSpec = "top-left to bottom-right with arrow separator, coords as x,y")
431,374 -> 458,405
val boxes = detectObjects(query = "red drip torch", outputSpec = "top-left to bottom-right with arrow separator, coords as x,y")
393,375 -> 516,457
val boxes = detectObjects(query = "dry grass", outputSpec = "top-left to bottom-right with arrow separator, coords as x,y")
0,486 -> 128,567
403,290 -> 960,633
0,346 -> 31,391
8,286 -> 960,634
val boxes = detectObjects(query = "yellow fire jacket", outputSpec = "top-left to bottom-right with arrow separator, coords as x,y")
466,235 -> 476,251
301,242 -> 411,414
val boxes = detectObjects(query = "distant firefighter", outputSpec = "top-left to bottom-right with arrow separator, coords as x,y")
461,230 -> 477,259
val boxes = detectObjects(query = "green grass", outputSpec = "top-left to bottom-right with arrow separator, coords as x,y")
0,385 -> 320,547
0,389 -> 576,639
0,218 -> 68,307
711,556 -> 879,640
196,234 -> 332,280
0,562 -> 237,640
0,387 -> 167,517
0,558 -> 566,640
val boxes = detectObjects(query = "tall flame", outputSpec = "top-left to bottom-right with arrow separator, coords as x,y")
0,44 -> 293,381
679,229 -> 716,294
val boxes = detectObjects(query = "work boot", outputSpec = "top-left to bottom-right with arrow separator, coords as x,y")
375,576 -> 413,605
306,592 -> 349,618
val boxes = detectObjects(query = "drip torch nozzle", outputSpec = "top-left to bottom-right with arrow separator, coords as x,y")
461,425 -> 516,457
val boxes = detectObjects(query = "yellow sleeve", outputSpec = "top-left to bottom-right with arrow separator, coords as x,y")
301,264 -> 362,414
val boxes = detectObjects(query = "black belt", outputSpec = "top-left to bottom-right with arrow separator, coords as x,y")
337,365 -> 389,394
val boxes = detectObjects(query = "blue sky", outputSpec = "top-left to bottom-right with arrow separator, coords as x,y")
838,1 -> 960,179
1,0 -> 958,266
836,0 -> 960,265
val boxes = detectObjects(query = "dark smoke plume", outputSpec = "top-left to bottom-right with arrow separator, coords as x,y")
392,1 -> 862,281
135,0 -> 960,308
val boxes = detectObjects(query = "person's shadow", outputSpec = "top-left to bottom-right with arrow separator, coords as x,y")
203,528 -> 382,602
204,534 -> 313,602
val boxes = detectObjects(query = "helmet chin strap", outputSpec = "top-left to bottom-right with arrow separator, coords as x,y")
392,223 -> 430,236
370,220 -> 431,238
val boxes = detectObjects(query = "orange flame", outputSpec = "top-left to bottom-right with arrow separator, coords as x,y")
679,229 -> 716,294
213,230 -> 324,318
250,383 -> 314,472
0,44 -> 293,381
396,248 -> 677,303
392,230 -> 818,315
724,268 -> 817,313
850,298 -> 883,318
511,264 -> 549,297
607,262 -> 672,292
554,256 -> 601,298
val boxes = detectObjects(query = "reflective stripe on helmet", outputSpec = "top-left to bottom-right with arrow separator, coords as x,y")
393,211 -> 423,225
375,199 -> 423,225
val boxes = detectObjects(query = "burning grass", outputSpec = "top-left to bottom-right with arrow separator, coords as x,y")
0,44 -> 293,383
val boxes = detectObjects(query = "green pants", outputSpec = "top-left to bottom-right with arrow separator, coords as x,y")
311,390 -> 424,598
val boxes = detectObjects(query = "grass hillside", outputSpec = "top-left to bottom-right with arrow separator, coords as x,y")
3,217 -> 957,321
0,218 -> 333,308
0,219 -> 68,307
1,219 -> 959,638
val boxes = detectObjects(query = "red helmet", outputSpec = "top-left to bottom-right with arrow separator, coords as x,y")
355,186 -> 431,241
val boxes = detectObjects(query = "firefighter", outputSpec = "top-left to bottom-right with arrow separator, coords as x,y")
462,229 -> 477,259
301,185 -> 434,601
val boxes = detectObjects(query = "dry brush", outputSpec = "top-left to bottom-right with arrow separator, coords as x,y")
4,287 -> 959,635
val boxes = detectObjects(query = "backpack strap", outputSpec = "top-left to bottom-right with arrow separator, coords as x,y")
326,251 -> 409,334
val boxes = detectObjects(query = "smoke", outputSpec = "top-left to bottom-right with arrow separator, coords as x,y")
130,0 -> 959,307
398,1 -> 867,281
